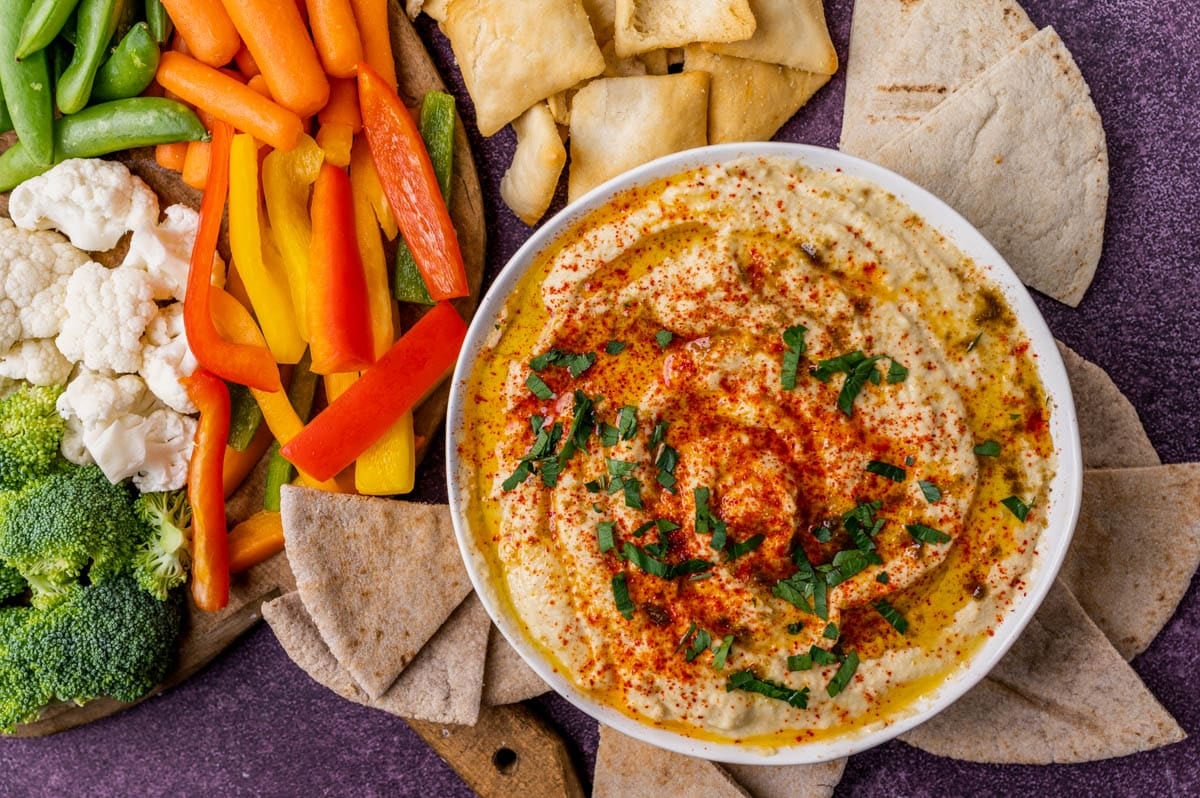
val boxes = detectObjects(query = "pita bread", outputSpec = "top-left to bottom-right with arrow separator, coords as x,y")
280,487 -> 473,699
704,0 -> 837,75
442,0 -> 605,136
482,625 -> 550,706
581,0 -> 617,47
613,0 -> 756,58
568,72 -> 709,201
1058,341 -> 1160,469
1059,464 -> 1200,660
900,579 -> 1185,763
871,27 -> 1108,307
500,103 -> 567,226
683,46 -> 830,143
838,0 -> 921,157
264,591 -> 492,725
594,726 -> 751,798
723,760 -> 846,798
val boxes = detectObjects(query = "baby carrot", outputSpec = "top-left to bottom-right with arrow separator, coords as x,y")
306,0 -> 362,79
246,74 -> 270,97
233,43 -> 260,78
182,140 -> 210,189
348,0 -> 396,91
160,0 -> 241,67
318,77 -> 360,130
219,0 -> 329,117
157,51 -> 303,151
156,140 -> 188,171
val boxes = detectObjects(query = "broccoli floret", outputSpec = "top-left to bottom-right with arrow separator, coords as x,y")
0,562 -> 26,604
0,608 -> 50,731
0,465 -> 147,605
0,384 -> 66,491
132,490 -> 192,601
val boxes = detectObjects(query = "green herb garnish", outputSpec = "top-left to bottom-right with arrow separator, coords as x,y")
822,622 -> 839,640
826,652 -> 859,697
1001,496 -> 1031,522
656,444 -> 679,492
605,341 -> 627,355
973,440 -> 1001,457
874,599 -> 908,634
617,406 -> 638,440
612,573 -> 634,619
781,325 -> 808,390
526,373 -> 553,400
597,521 -> 616,553
906,523 -> 951,545
694,486 -> 728,550
866,460 -> 906,482
726,671 -> 809,709
686,629 -> 712,662
530,348 -> 596,377
727,534 -> 764,561
886,359 -> 909,384
712,635 -> 734,670
918,480 -> 942,502
655,330 -> 674,349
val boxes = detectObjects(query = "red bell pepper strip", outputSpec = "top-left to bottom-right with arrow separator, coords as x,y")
183,119 -> 282,393
281,301 -> 467,481
308,162 -> 375,374
357,62 -> 469,301
183,369 -> 231,613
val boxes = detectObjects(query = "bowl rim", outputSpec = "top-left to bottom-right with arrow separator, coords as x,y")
446,141 -> 1083,765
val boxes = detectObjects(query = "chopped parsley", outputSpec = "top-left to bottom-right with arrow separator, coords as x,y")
726,670 -> 809,709
780,325 -> 808,390
886,359 -> 909,384
843,499 -> 885,551
616,406 -> 638,440
611,573 -> 634,619
787,653 -> 812,671
655,330 -> 674,348
606,458 -> 643,509
529,348 -> 596,378
866,460 -> 906,482
525,372 -> 553,400
675,622 -> 698,652
605,340 -> 627,355
727,534 -> 764,561
822,622 -> 839,640
656,519 -> 681,534
621,542 -> 711,580
501,420 -> 564,490
1001,495 -> 1031,522
597,521 -> 616,553
918,480 -> 942,502
810,646 -> 840,667
655,444 -> 679,492
712,635 -> 734,670
811,524 -> 834,543
630,521 -> 656,538
811,350 -> 906,416
826,652 -> 859,697
973,440 -> 1002,457
649,420 -> 669,449
874,599 -> 908,634
694,486 -> 728,550
598,423 -> 620,447
876,571 -> 890,585
685,629 -> 712,662
906,523 -> 952,545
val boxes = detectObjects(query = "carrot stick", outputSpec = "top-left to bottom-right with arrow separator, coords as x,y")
157,51 -> 304,151
233,43 -> 260,78
348,0 -> 396,91
219,0 -> 329,117
160,0 -> 241,67
247,75 -> 270,97
156,141 -> 189,171
228,510 -> 285,574
182,140 -> 211,189
306,0 -> 362,79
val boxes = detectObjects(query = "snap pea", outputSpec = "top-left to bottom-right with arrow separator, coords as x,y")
144,0 -> 172,44
92,22 -> 160,102
15,0 -> 83,60
0,93 -> 12,136
0,97 -> 206,190
0,0 -> 54,166
226,383 -> 264,452
56,0 -> 127,115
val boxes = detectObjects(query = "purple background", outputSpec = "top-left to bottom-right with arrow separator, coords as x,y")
2,1 -> 1197,795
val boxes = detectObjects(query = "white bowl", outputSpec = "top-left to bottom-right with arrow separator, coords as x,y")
446,142 -> 1083,764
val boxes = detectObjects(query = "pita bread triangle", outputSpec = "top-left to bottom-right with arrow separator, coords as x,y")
593,726 -> 750,798
279,486 -> 473,699
1058,341 -> 1160,469
723,759 -> 846,798
482,624 -> 549,706
900,579 -> 1185,763
871,27 -> 1108,307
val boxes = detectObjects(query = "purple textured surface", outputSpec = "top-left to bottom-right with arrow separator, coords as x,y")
2,1 -> 1198,796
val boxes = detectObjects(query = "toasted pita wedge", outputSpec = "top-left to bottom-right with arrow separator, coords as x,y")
594,726 -> 751,797
582,0 -> 617,46
613,0 -> 756,58
1058,341 -> 1160,469
482,625 -> 550,706
568,73 -> 709,200
501,103 -> 567,225
838,0 -> 921,156
443,0 -> 605,136
705,0 -> 837,75
1060,464 -> 1200,660
872,27 -> 1108,307
683,46 -> 829,143
900,580 -> 1185,763
723,760 -> 846,798
280,487 -> 473,699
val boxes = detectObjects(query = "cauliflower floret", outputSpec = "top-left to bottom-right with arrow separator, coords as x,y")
0,217 -> 93,349
9,158 -> 160,252
123,203 -> 199,300
56,262 -> 158,374
139,303 -> 198,413
0,339 -> 74,385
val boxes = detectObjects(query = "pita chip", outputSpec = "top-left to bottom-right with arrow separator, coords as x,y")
594,726 -> 750,798
1058,341 -> 1160,469
683,46 -> 830,143
442,0 -> 605,136
1060,464 -> 1200,660
280,487 -> 473,699
838,0 -> 922,157
900,580 -> 1185,763
482,625 -> 550,706
872,27 -> 1108,307
581,0 -> 617,46
568,73 -> 709,201
500,103 -> 567,225
705,0 -> 837,75
723,759 -> 846,798
613,0 -> 756,58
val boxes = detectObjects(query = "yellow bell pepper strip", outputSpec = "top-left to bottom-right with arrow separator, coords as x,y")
355,411 -> 415,495
229,132 -> 306,363
351,138 -> 398,240
228,510 -> 285,574
183,368 -> 231,613
281,301 -> 467,481
358,62 -> 469,301
223,421 -> 274,498
262,134 -> 325,341
323,372 -> 357,402
308,162 -> 375,375
183,119 -> 283,393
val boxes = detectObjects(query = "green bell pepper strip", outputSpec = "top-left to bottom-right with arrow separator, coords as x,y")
392,91 -> 456,305
0,97 -> 206,190
144,0 -> 172,44
56,0 -> 127,115
0,0 -> 54,166
15,0 -> 82,60
262,351 -> 319,512
91,22 -> 160,102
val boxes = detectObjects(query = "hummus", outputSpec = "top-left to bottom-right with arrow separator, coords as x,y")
459,156 -> 1056,745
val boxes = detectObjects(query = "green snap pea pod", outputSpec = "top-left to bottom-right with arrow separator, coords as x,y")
91,22 -> 160,102
144,0 -> 172,44
0,97 -> 206,190
15,0 -> 83,60
56,0 -> 127,115
0,94 -> 12,136
0,0 -> 54,166
226,383 -> 264,452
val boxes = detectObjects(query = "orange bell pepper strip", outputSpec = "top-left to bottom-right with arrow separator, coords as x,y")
183,369 -> 231,613
222,421 -> 274,498
228,510 -> 285,574
262,135 -> 325,341
183,120 -> 282,393
357,62 -> 468,301
281,301 -> 466,481
308,163 -> 375,375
